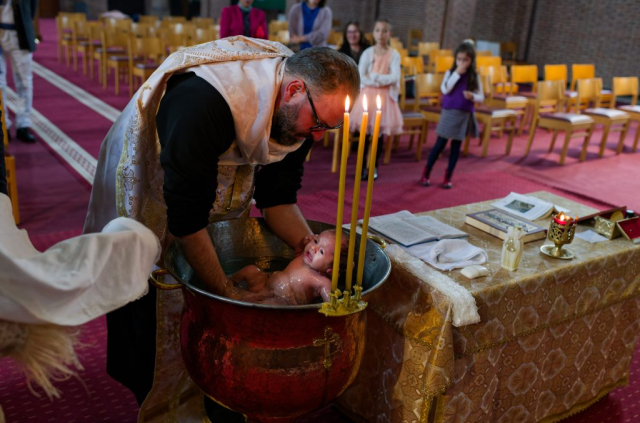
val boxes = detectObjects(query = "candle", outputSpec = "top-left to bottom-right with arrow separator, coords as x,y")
345,95 -> 369,294
356,95 -> 382,287
331,96 -> 350,292
554,212 -> 567,225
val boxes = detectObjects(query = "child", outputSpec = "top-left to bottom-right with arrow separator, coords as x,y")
420,40 -> 484,189
230,230 -> 348,305
350,18 -> 403,181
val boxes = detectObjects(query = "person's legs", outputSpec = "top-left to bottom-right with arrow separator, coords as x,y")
6,34 -> 33,141
0,32 -> 11,132
421,136 -> 448,186
361,134 -> 383,181
442,139 -> 462,189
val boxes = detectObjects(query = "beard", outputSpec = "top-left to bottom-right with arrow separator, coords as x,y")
270,102 -> 307,146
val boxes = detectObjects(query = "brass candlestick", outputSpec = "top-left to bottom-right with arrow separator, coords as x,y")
540,213 -> 577,260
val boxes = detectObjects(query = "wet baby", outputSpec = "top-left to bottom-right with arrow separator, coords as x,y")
230,230 -> 347,305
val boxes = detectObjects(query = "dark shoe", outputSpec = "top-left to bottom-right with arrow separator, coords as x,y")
16,128 -> 36,144
361,166 -> 378,181
442,181 -> 453,189
420,177 -> 431,186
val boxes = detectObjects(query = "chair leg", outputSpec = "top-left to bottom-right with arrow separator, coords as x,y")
384,135 -> 394,164
549,130 -> 559,153
82,53 -> 87,75
580,124 -> 595,161
305,144 -> 312,162
633,122 -> 640,152
599,121 -> 611,157
559,130 -> 572,165
331,132 -> 340,173
481,119 -> 492,157
462,133 -> 471,157
114,66 -> 120,95
505,117 -> 516,155
323,132 -> 329,148
616,121 -> 630,154
524,118 -> 538,156
65,45 -> 71,67
90,56 -> 94,79
73,43 -> 78,71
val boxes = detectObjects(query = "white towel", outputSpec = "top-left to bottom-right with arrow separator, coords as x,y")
407,239 -> 488,271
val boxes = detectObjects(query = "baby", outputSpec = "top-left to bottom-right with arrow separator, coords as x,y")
231,230 -> 347,305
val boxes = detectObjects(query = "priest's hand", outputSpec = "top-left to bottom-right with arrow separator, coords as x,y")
224,283 -> 276,302
295,234 -> 317,256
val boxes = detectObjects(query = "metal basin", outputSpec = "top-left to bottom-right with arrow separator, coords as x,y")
163,218 -> 391,422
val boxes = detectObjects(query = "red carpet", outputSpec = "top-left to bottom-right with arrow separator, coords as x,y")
1,18 -> 639,423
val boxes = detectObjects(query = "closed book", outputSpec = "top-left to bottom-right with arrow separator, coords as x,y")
465,209 -> 546,243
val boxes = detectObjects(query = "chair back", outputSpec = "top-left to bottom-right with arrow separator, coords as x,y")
535,80 -> 564,113
390,38 -> 404,51
164,16 -> 186,24
103,28 -> 129,50
408,29 -> 423,48
192,17 -> 214,29
511,65 -> 538,93
418,41 -> 439,57
414,73 -> 443,110
132,22 -> 154,38
574,78 -> 602,112
479,74 -> 493,98
476,56 -> 501,68
500,41 -> 517,62
475,50 -> 493,57
193,28 -> 216,45
544,64 -> 567,82
435,55 -> 454,74
570,64 -> 595,91
363,32 -> 374,45
612,77 -> 638,107
139,15 -> 158,25
276,30 -> 290,45
401,56 -> 423,75
327,30 -> 342,47
394,48 -> 408,59
268,20 -> 287,36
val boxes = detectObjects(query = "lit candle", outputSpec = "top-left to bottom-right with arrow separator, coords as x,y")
357,95 -> 382,287
554,212 -> 567,225
345,95 -> 368,294
331,96 -> 350,292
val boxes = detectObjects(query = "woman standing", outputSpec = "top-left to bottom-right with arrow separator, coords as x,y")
338,21 -> 370,64
219,0 -> 268,39
288,0 -> 332,49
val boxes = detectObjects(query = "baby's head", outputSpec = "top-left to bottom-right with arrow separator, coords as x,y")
302,229 -> 348,274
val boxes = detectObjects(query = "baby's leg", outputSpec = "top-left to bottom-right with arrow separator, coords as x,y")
231,265 -> 269,292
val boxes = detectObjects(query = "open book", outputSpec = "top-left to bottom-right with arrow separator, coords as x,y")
491,192 -> 570,221
360,210 -> 469,247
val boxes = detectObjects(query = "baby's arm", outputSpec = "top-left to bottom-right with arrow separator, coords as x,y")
316,276 -> 333,303
231,265 -> 267,292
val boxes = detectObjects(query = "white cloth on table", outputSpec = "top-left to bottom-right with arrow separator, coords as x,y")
408,238 -> 488,271
0,193 -> 161,326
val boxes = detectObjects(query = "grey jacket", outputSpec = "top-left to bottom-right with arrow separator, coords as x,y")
288,3 -> 332,48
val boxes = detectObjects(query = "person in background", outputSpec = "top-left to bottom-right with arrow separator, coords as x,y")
219,0 -> 267,39
288,0 -> 332,49
420,40 -> 483,189
338,21 -> 370,65
0,0 -> 38,144
350,18 -> 403,181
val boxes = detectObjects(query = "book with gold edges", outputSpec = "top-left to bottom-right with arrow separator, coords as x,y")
465,209 -> 546,243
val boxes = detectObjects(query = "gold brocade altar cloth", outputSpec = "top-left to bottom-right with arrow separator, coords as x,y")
337,192 -> 640,422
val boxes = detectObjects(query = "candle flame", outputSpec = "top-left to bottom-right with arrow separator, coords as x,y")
559,213 -> 565,221
363,94 -> 368,112
345,95 -> 350,112
376,95 -> 381,110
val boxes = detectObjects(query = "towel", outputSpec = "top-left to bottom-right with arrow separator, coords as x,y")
407,239 -> 488,271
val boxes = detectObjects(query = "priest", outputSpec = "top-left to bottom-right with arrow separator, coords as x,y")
83,37 -> 360,421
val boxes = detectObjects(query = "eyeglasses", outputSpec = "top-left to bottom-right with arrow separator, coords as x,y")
304,84 -> 343,132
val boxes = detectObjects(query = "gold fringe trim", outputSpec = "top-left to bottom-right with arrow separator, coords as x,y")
8,324 -> 83,399
370,303 -> 437,352
457,292 -> 640,359
540,375 -> 629,423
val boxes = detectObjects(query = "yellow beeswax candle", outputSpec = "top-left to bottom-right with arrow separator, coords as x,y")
331,96 -> 350,292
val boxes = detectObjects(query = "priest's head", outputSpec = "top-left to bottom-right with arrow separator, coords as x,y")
271,47 -> 360,146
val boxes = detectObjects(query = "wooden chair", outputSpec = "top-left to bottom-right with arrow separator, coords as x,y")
103,30 -> 131,92
465,75 -> 518,157
192,17 -> 214,29
56,14 -> 76,65
407,29 -> 423,55
544,64 -> 567,82
525,80 -> 595,164
401,56 -> 423,76
139,15 -> 158,25
575,78 -> 630,156
412,73 -> 443,112
428,49 -> 452,72
611,77 -> 640,152
500,42 -> 517,65
434,55 -> 453,74
193,28 -> 216,45
568,64 -> 613,108
73,20 -> 101,74
87,23 -> 105,80
511,64 -> 539,131
328,128 -> 344,173
129,37 -> 164,97
164,16 -> 187,24
418,42 -> 439,57
478,65 -> 516,94
363,32 -> 374,45
1,91 -> 18,224
387,75 -> 429,163
476,56 -> 501,68
475,50 -> 492,57
327,30 -> 342,47
390,38 -> 404,51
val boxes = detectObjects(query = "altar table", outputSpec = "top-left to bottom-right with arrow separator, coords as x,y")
338,192 -> 640,423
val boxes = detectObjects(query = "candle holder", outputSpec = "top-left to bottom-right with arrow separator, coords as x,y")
540,213 -> 577,260
320,288 -> 367,317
